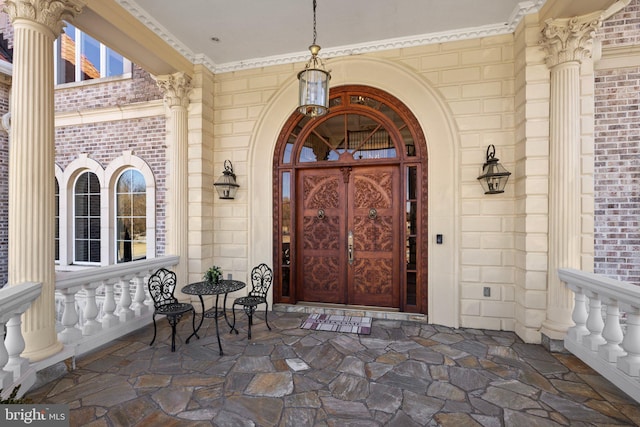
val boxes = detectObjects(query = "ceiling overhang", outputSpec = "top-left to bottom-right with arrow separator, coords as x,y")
73,0 -> 630,78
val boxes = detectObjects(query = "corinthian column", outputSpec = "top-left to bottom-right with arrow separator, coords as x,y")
539,12 -> 602,342
156,73 -> 192,290
5,0 -> 85,361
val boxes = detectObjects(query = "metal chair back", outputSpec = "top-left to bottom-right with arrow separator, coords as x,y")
148,267 -> 179,309
249,263 -> 273,300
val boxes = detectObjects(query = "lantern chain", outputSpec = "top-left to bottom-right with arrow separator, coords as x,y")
312,0 -> 317,45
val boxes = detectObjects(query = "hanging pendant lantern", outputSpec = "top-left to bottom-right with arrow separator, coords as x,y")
297,0 -> 330,117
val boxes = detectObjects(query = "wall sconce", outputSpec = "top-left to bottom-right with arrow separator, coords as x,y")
477,145 -> 511,194
214,160 -> 239,199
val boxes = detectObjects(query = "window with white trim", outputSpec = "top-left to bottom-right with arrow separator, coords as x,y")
116,169 -> 147,263
55,178 -> 60,262
74,172 -> 101,264
54,23 -> 132,85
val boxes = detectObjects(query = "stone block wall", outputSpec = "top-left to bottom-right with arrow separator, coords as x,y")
594,0 -> 640,284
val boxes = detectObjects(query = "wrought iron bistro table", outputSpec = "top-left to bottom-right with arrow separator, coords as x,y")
181,279 -> 246,355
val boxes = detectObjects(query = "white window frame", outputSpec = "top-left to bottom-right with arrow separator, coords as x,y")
53,24 -> 132,85
114,168 -> 147,264
72,170 -> 102,266
106,152 -> 156,264
57,153 -> 156,269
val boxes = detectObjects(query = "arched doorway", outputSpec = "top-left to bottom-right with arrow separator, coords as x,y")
273,85 -> 428,314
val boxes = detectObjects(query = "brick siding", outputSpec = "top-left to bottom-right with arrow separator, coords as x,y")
55,115 -> 168,258
594,0 -> 640,284
600,0 -> 640,47
54,65 -> 162,112
0,81 -> 8,286
0,14 -> 167,285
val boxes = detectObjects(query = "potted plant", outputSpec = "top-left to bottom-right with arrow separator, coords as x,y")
204,265 -> 223,284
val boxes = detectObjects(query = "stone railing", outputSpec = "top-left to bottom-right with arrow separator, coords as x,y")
559,268 -> 640,403
1,256 -> 179,398
0,282 -> 42,399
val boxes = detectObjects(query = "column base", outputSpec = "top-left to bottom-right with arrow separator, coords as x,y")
21,340 -> 64,363
540,314 -> 573,341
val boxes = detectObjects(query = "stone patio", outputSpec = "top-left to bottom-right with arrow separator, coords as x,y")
26,311 -> 640,426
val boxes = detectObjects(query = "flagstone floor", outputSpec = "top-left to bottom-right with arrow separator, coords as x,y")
26,311 -> 640,426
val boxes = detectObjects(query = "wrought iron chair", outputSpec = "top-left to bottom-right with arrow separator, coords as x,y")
231,263 -> 273,339
148,268 -> 197,352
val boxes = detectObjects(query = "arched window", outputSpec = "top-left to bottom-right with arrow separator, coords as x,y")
116,169 -> 146,263
74,172 -> 101,264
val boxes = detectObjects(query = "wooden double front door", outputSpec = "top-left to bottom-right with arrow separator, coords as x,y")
296,164 -> 400,308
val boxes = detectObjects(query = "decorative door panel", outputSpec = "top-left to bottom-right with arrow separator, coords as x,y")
348,167 -> 399,307
296,165 -> 400,308
297,169 -> 347,303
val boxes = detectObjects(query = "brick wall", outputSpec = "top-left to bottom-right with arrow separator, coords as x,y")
594,0 -> 640,284
54,115 -> 167,257
600,0 -> 640,47
0,11 -> 168,280
0,81 -> 8,286
54,65 -> 162,112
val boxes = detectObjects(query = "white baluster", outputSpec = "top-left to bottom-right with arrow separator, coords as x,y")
582,291 -> 606,351
0,319 -> 11,390
102,280 -> 119,328
598,297 -> 626,363
567,284 -> 589,343
618,306 -> 640,377
132,275 -> 148,316
58,287 -> 83,344
82,284 -> 102,336
4,315 -> 29,381
119,278 -> 134,322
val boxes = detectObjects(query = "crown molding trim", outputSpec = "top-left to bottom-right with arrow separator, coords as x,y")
116,0 -> 546,75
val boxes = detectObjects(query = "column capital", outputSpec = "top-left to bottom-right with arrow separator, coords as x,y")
540,10 -> 604,68
4,0 -> 85,37
156,72 -> 192,109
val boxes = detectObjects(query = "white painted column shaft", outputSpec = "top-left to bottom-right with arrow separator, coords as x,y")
156,73 -> 192,289
5,0 -> 85,361
540,12 -> 603,340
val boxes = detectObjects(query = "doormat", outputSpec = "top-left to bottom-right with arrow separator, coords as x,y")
300,313 -> 372,335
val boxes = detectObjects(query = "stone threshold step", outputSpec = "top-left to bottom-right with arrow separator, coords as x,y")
273,303 -> 428,323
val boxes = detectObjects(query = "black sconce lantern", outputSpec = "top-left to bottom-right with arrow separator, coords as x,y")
214,160 -> 239,199
477,145 -> 511,194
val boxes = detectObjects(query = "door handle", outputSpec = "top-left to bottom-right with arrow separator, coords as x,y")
348,230 -> 354,265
